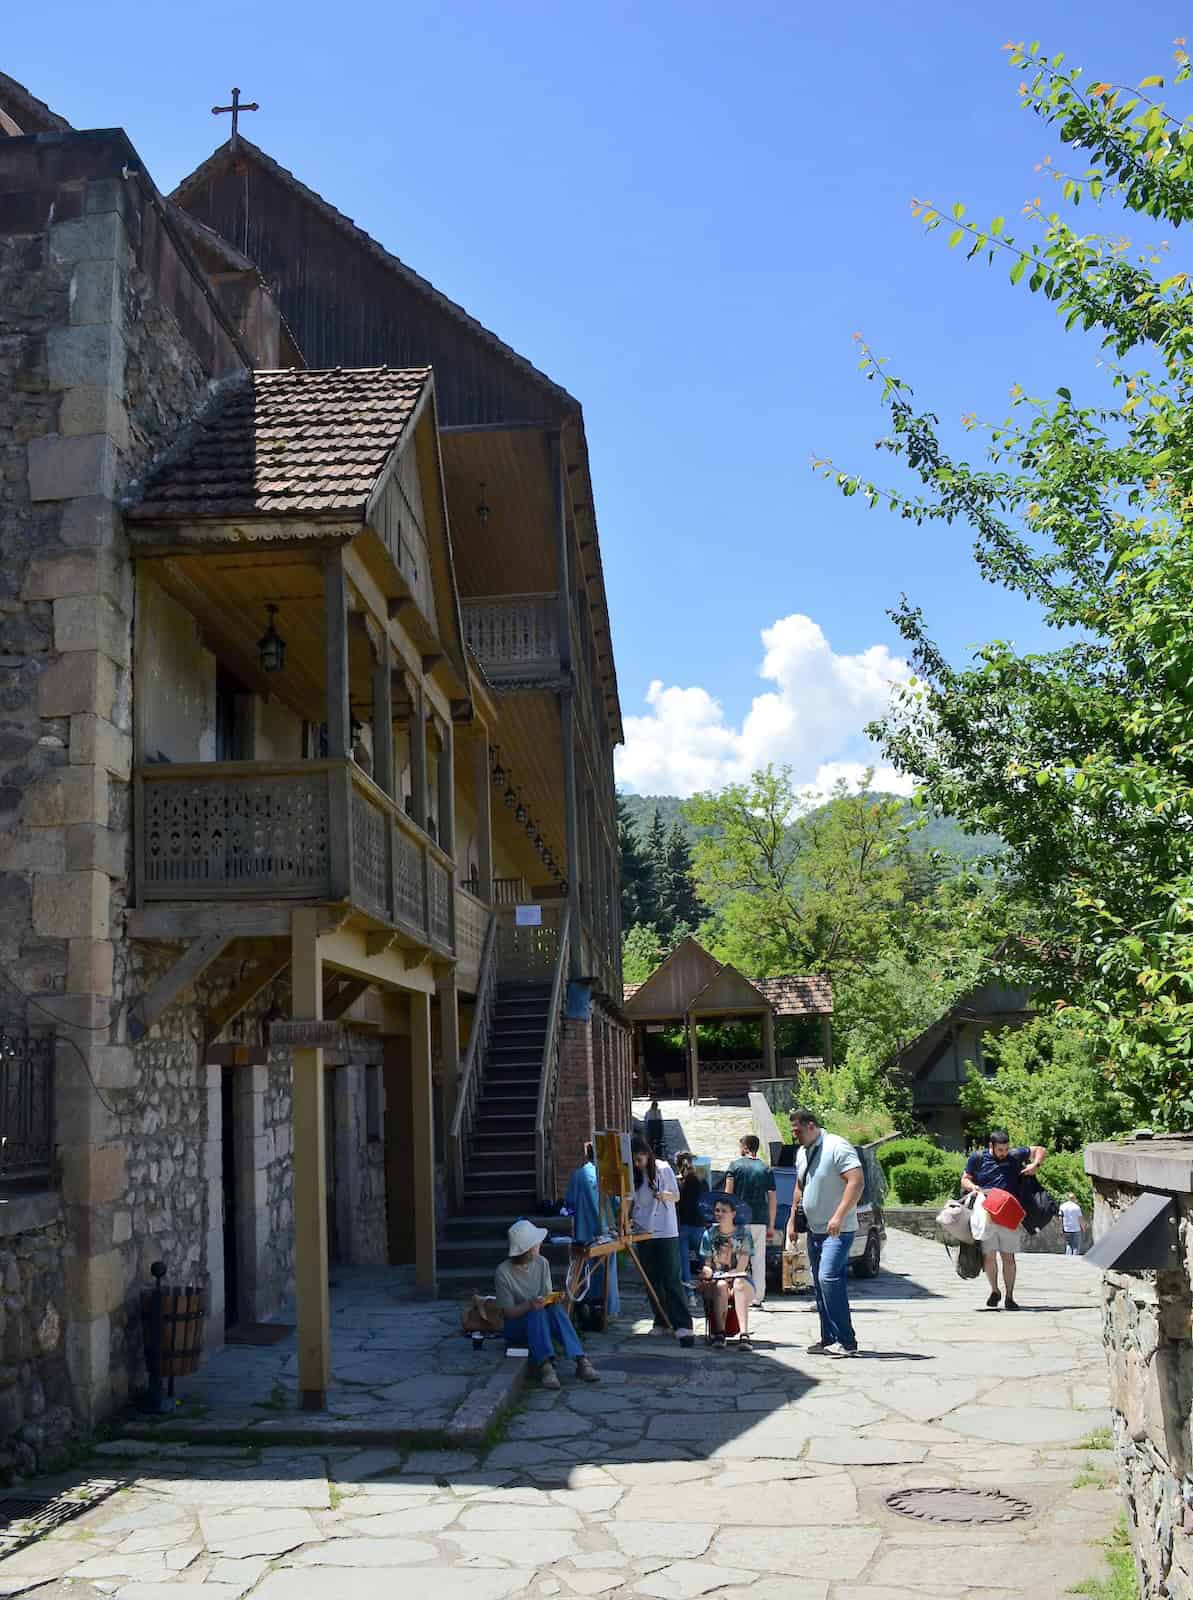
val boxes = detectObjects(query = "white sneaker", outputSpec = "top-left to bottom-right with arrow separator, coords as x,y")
824,1342 -> 857,1358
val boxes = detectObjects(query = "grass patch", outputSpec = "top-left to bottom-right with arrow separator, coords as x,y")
1073,1463 -> 1114,1490
256,1381 -> 289,1414
1077,1426 -> 1114,1451
1066,1516 -> 1139,1599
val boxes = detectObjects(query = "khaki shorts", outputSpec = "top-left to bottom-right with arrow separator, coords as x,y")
981,1220 -> 1022,1255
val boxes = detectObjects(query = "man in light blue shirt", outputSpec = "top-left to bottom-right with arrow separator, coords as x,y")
785,1109 -> 863,1357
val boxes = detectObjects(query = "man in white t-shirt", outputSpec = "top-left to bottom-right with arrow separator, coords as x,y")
1059,1193 -> 1085,1257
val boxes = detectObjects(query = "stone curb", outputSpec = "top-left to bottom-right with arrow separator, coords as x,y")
115,1356 -> 528,1451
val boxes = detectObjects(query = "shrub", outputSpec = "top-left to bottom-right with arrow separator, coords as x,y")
1036,1148 -> 1093,1213
877,1136 -> 949,1180
891,1151 -> 965,1206
892,1160 -> 947,1205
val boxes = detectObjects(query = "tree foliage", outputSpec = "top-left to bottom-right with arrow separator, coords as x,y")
821,41 -> 1193,1128
959,1016 -> 1128,1153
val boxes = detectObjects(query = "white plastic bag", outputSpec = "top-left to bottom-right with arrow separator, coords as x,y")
936,1194 -> 974,1243
969,1191 -> 989,1243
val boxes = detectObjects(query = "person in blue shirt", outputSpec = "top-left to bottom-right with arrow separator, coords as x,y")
962,1128 -> 1047,1311
564,1143 -> 620,1326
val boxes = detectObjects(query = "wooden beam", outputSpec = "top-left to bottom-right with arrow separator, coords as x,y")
325,978 -> 369,1021
366,931 -> 398,958
410,989 -> 437,1296
324,548 -> 351,760
403,945 -> 432,971
205,1042 -> 271,1067
128,933 -> 232,1040
388,596 -> 413,621
205,950 -> 290,1042
291,908 -> 330,1409
422,653 -> 443,676
372,631 -> 394,798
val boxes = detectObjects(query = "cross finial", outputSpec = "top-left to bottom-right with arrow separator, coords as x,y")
212,86 -> 259,146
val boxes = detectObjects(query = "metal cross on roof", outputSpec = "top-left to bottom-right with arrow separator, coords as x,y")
211,86 -> 259,145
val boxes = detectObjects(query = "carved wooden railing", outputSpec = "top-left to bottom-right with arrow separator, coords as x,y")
455,885 -> 490,983
535,904 -> 571,1207
496,900 -> 564,982
461,594 -> 559,676
136,759 -> 455,953
493,876 -> 530,906
448,910 -> 498,1208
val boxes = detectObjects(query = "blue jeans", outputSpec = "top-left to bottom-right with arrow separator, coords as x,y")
807,1231 -> 856,1351
679,1223 -> 703,1290
1064,1232 -> 1082,1257
503,1304 -> 584,1364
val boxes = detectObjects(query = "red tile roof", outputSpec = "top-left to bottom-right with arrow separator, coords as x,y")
125,366 -> 430,522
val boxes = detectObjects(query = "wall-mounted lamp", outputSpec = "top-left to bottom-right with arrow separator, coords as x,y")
476,482 -> 491,527
257,603 -> 286,672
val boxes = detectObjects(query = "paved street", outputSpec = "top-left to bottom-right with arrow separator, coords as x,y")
0,1229 -> 1119,1600
632,1096 -> 760,1168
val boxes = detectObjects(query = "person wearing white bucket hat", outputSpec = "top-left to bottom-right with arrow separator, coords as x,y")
494,1218 -> 599,1390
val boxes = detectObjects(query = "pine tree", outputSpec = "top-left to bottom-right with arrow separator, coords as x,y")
645,807 -> 671,939
663,822 -> 701,936
618,795 -> 655,930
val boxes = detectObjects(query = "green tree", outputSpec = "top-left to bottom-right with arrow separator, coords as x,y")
622,922 -> 666,986
661,821 -> 701,937
822,41 -> 1193,1127
643,807 -> 670,935
617,794 -> 655,930
959,1016 -> 1128,1154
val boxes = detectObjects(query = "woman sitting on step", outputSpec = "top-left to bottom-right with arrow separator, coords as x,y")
494,1219 -> 601,1390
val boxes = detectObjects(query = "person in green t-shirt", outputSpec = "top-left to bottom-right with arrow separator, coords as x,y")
699,1198 -> 754,1348
724,1135 -> 777,1308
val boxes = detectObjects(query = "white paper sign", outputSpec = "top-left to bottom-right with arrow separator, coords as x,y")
514,904 -> 542,927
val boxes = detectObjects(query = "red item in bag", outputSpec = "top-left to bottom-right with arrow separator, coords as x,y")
984,1187 -> 1026,1231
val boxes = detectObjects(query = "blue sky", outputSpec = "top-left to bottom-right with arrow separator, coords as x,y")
6,2 -> 1182,792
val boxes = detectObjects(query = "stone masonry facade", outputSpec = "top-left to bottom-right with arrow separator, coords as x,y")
1088,1141 -> 1193,1599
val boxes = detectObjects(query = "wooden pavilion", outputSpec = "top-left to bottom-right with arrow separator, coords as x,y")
624,937 -> 833,1103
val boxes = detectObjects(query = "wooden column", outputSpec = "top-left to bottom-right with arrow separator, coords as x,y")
761,1006 -> 776,1078
291,908 -> 330,1409
324,549 -> 350,761
372,632 -> 394,798
437,969 -> 461,1138
687,1011 -> 700,1106
560,689 -> 582,980
437,719 -> 455,858
409,679 -> 428,830
472,733 -> 493,902
410,989 -> 437,1296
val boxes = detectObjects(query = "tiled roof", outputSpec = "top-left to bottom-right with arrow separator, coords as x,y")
754,975 -> 834,1016
126,366 -> 430,522
621,971 -> 832,1015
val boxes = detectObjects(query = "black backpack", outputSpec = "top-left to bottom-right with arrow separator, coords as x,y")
1021,1175 -> 1059,1237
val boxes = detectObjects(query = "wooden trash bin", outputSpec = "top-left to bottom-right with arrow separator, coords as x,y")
143,1263 -> 207,1403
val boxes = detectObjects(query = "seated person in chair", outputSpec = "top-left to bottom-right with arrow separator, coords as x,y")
699,1198 -> 755,1349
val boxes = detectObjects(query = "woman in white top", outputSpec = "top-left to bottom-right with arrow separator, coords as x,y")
631,1136 -> 695,1346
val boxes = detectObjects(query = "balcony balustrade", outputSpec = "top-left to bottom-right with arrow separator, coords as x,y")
461,594 -> 559,679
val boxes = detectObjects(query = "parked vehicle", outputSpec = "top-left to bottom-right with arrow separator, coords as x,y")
765,1142 -> 886,1289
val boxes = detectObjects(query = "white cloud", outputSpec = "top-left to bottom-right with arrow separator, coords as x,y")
615,613 -> 914,798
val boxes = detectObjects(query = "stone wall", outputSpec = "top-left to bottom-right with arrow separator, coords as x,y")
1087,1139 -> 1193,1599
0,1197 -> 75,1478
882,1205 -> 1075,1255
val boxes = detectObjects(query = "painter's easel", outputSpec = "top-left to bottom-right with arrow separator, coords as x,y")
566,1131 -> 673,1331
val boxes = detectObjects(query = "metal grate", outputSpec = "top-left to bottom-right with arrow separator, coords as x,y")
0,1478 -> 121,1550
886,1487 -> 1033,1525
0,1028 -> 54,1184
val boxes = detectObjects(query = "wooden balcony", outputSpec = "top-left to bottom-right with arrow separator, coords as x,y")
135,758 -> 455,956
461,594 -> 559,681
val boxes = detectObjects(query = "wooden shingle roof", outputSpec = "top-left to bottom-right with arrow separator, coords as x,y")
125,366 -> 430,522
753,975 -> 834,1017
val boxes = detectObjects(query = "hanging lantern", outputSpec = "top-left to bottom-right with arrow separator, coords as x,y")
491,746 -> 506,787
515,799 -> 527,825
504,786 -> 517,809
257,604 -> 286,672
476,482 -> 491,526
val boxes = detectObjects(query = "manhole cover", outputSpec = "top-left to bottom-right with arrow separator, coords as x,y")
602,1355 -> 692,1377
886,1487 -> 1032,1525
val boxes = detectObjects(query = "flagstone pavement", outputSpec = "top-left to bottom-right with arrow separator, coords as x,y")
0,1228 -> 1122,1600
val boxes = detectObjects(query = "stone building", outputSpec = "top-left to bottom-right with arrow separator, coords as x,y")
0,71 -> 630,1448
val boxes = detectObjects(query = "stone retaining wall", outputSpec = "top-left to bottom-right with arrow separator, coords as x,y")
883,1206 -> 1074,1255
0,1195 -> 75,1478
1086,1137 -> 1193,1599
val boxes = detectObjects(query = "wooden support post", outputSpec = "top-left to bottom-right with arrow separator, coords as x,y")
762,1006 -> 776,1078
373,631 -> 394,799
472,733 -> 493,902
560,690 -> 582,981
205,950 -> 289,1043
821,1015 -> 833,1070
409,989 -> 437,1296
437,719 -> 455,858
291,908 -> 330,1409
687,1010 -> 700,1106
128,933 -> 232,1041
437,969 -> 461,1136
409,679 -> 428,831
324,549 -> 350,761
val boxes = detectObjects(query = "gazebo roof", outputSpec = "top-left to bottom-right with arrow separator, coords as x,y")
624,936 -> 832,1021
